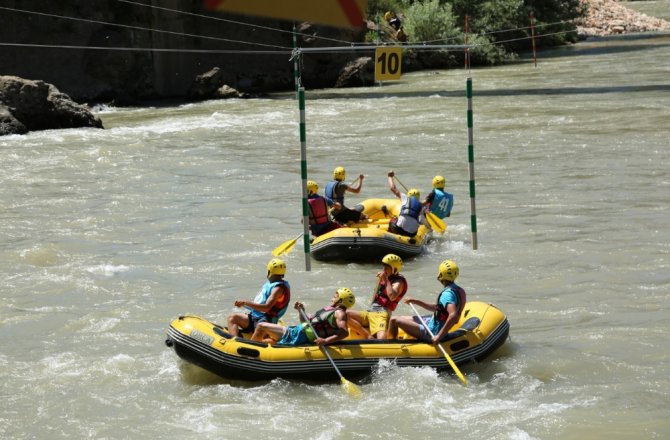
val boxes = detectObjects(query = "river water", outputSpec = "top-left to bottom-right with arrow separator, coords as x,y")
1,31 -> 669,439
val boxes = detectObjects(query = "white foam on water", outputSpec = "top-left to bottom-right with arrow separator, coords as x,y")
85,264 -> 131,277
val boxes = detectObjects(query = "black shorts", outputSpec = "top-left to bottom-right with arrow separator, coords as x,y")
333,207 -> 364,224
240,313 -> 271,333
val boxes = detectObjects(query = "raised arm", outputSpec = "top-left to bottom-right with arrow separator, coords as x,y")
346,174 -> 364,194
387,170 -> 401,198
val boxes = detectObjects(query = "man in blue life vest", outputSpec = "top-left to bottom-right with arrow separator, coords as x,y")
386,259 -> 466,344
347,254 -> 408,339
227,258 -> 291,337
250,288 -> 356,346
306,180 -> 340,237
386,170 -> 422,237
325,166 -> 366,224
422,175 -> 453,219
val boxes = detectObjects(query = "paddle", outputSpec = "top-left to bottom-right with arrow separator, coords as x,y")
425,211 -> 446,233
299,308 -> 361,397
271,233 -> 303,257
409,303 -> 468,386
394,175 -> 446,233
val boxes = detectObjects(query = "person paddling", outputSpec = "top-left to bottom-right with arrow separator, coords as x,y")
386,170 -> 422,237
423,175 -> 453,219
306,180 -> 340,237
387,260 -> 466,344
325,166 -> 366,224
251,288 -> 356,346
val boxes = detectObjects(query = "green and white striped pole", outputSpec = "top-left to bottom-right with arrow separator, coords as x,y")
298,87 -> 312,270
292,25 -> 301,97
466,77 -> 478,250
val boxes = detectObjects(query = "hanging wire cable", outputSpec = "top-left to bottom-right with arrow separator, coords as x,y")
0,5 -> 291,50
0,42 -> 290,54
478,20 -> 573,37
487,30 -> 575,46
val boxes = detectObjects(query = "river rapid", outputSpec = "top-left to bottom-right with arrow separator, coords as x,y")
1,32 -> 669,439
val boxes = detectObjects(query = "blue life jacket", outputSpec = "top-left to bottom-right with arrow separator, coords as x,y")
325,181 -> 344,205
430,189 -> 453,219
248,280 -> 291,322
400,196 -> 422,219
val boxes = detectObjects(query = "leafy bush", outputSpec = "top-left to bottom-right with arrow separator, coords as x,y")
401,0 -> 461,43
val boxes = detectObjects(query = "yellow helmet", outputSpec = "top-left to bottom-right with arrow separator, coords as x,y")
382,253 -> 403,275
408,188 -> 420,199
437,259 -> 459,282
333,166 -> 346,181
336,287 -> 356,309
307,180 -> 318,195
266,258 -> 286,277
432,175 -> 445,189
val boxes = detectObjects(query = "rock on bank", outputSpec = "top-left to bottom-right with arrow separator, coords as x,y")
0,76 -> 103,136
576,0 -> 670,36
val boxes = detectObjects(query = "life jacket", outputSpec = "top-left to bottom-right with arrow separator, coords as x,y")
308,195 -> 330,225
400,196 -> 422,219
325,181 -> 344,205
248,280 -> 291,322
304,306 -> 342,340
430,189 -> 453,219
372,274 -> 408,312
433,283 -> 466,323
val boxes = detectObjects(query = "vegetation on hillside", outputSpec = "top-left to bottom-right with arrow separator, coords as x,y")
367,0 -> 583,67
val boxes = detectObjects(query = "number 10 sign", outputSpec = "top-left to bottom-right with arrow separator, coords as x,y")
375,47 -> 402,81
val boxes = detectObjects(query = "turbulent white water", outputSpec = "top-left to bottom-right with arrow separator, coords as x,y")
1,32 -> 669,439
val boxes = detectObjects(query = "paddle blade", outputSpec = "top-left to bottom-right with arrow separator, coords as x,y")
426,212 -> 446,233
436,343 -> 468,386
272,236 -> 300,256
454,367 -> 469,386
341,377 -> 362,397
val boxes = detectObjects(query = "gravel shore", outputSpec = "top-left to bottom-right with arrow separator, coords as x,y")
577,0 -> 670,36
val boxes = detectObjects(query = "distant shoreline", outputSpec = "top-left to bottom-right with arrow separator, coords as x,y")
576,0 -> 670,37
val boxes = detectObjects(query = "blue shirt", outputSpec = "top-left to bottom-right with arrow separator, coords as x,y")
426,286 -> 458,335
247,280 -> 290,321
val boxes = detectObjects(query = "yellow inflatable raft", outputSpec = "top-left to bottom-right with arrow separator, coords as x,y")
165,301 -> 509,382
311,198 -> 434,261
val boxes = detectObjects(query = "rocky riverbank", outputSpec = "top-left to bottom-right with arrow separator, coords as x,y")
0,76 -> 102,136
576,0 -> 670,36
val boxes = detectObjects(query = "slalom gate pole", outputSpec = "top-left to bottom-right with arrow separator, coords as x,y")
466,78 -> 478,250
464,15 -> 470,71
298,87 -> 311,270
293,25 -> 301,96
530,12 -> 537,67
